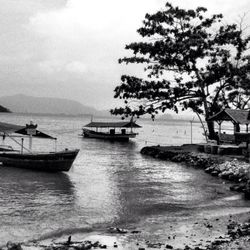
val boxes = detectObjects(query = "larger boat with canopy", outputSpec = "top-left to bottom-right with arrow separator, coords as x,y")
0,121 -> 79,172
82,120 -> 141,141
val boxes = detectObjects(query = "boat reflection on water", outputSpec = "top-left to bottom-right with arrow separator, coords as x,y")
0,167 -> 76,244
0,167 -> 75,197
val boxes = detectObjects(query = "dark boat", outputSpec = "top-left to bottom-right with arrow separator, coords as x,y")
0,149 -> 79,172
82,120 -> 141,141
0,121 -> 79,172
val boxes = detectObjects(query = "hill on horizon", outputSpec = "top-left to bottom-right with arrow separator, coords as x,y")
0,104 -> 11,113
0,94 -> 109,116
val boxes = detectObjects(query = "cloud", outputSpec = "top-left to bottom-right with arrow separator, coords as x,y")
65,61 -> 88,74
0,0 -> 250,109
37,60 -> 87,74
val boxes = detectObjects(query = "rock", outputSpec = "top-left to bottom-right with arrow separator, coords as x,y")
244,180 -> 250,199
204,223 -> 213,229
230,183 -> 246,192
92,241 -> 100,248
205,167 -> 212,173
108,227 -> 128,234
131,230 -> 141,234
67,236 -> 72,245
6,242 -> 22,250
165,244 -> 173,249
147,242 -> 163,248
99,245 -> 107,249
211,171 -> 219,176
82,243 -> 92,250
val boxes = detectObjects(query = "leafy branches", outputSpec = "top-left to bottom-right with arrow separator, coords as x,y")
111,2 -> 250,126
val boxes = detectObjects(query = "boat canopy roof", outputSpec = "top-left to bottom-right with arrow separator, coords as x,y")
15,127 -> 56,139
0,122 -> 24,133
84,121 -> 141,128
0,121 -> 56,139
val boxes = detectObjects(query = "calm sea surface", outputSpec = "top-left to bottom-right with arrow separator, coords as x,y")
0,113 -> 250,245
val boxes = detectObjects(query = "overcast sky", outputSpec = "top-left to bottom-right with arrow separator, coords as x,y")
0,0 -> 249,110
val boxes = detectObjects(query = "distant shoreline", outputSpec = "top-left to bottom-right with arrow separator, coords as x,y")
0,112 -> 203,123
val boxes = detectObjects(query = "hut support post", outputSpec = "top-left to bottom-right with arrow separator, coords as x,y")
21,138 -> 24,154
234,122 -> 240,133
218,121 -> 222,135
29,135 -> 33,151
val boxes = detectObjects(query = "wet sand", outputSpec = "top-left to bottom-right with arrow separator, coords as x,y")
3,206 -> 250,250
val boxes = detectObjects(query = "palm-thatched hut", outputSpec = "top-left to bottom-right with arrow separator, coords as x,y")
208,109 -> 250,144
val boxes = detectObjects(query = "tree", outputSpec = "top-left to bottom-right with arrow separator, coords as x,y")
111,2 -> 250,139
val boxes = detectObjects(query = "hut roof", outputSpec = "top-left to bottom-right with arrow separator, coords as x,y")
208,109 -> 250,124
84,121 -> 141,128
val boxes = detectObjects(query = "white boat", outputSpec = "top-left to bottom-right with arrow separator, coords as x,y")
82,121 -> 141,141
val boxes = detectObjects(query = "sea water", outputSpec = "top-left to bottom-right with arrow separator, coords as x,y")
0,113 -> 250,246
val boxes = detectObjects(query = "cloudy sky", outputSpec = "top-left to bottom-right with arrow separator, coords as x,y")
0,0 -> 249,109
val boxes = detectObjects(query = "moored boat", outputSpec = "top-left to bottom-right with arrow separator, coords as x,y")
0,149 -> 79,172
82,120 -> 141,141
0,121 -> 79,172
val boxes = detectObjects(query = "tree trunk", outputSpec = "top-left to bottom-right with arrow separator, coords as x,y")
206,120 -> 216,140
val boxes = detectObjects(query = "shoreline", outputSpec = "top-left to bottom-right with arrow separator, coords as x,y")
139,144 -> 250,249
3,210 -> 250,250
140,144 -> 250,198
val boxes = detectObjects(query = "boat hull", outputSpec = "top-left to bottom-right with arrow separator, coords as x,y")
0,149 -> 80,172
82,129 -> 137,141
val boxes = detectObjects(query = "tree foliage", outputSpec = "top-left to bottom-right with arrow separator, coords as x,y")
111,2 -> 250,136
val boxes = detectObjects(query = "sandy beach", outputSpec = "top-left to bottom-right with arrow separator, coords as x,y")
3,208 -> 250,250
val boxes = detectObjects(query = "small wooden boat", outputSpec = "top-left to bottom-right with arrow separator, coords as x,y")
0,149 -> 79,172
0,121 -> 79,172
82,120 -> 141,141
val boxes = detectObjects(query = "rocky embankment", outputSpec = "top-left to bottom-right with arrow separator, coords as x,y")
140,145 -> 250,198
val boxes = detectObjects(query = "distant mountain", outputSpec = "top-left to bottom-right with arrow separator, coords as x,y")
0,94 -> 109,116
0,104 -> 10,113
158,113 -> 173,120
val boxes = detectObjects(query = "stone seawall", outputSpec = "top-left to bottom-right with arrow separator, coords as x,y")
140,145 -> 250,198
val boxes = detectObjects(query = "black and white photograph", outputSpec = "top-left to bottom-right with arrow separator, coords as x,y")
0,1 -> 250,250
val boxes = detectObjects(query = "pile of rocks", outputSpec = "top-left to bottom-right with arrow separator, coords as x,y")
204,159 -> 250,197
227,221 -> 250,239
140,146 -> 219,169
205,159 -> 250,183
